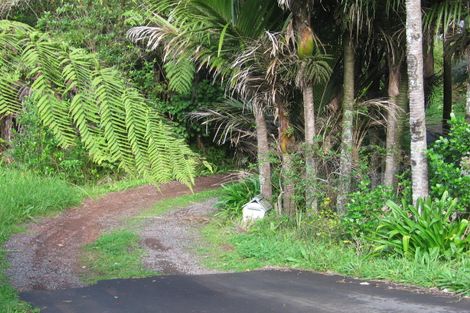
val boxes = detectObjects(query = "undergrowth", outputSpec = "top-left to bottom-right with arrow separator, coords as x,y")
201,216 -> 470,296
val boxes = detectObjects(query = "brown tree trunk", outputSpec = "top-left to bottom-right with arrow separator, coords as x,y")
406,0 -> 429,207
254,106 -> 273,200
369,129 -> 382,188
423,31 -> 434,106
384,66 -> 401,188
0,115 -> 13,155
442,38 -> 453,132
337,34 -> 355,214
0,115 -> 13,142
467,54 -> 470,123
278,103 -> 296,216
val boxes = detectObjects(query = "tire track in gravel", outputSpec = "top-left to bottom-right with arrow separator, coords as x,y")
5,174 -> 233,291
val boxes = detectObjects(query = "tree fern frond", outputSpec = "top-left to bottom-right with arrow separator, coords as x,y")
145,113 -> 174,183
64,49 -> 110,162
0,20 -> 196,186
92,68 -> 136,171
0,71 -> 21,116
122,88 -> 151,176
164,58 -> 195,94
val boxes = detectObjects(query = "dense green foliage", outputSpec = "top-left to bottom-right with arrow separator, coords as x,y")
373,194 -> 469,260
35,0 -> 225,144
7,101 -> 119,184
428,117 -> 470,212
0,20 -> 196,186
342,181 -> 394,239
216,177 -> 260,219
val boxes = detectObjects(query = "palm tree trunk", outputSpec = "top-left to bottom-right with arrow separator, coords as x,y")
423,31 -> 434,106
384,66 -> 401,188
254,106 -> 273,200
0,115 -> 13,143
291,3 -> 317,212
442,38 -> 453,132
303,85 -> 318,212
406,0 -> 429,206
278,103 -> 296,216
337,34 -> 355,214
467,55 -> 470,123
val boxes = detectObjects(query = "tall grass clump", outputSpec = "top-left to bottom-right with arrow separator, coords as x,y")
0,168 -> 83,238
0,167 -> 83,312
216,176 -> 260,219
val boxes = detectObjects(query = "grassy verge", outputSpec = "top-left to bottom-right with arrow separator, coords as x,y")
81,231 -> 155,284
81,188 -> 221,283
80,177 -> 151,199
0,168 -> 84,313
201,216 -> 470,296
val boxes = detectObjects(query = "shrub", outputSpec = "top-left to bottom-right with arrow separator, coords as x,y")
372,192 -> 469,260
7,102 -> 119,184
428,116 -> 470,212
342,181 -> 394,239
216,176 -> 260,219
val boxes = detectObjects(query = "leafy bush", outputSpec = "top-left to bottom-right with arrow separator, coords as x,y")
428,116 -> 470,212
216,176 -> 260,219
372,193 -> 469,260
342,181 -> 394,239
7,103 -> 119,184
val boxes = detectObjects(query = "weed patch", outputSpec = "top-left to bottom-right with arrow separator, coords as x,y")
81,231 -> 155,284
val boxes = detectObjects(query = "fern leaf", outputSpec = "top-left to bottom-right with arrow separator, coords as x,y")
164,58 -> 195,94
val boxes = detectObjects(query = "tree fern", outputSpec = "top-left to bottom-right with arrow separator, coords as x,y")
164,59 -> 195,95
0,20 -> 195,187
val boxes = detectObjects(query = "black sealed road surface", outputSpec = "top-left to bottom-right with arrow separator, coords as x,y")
22,270 -> 470,313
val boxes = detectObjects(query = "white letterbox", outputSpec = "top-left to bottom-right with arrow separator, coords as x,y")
242,195 -> 272,222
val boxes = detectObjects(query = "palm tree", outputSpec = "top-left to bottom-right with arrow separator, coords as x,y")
379,2 -> 408,188
278,0 -> 320,212
335,0 -> 376,213
424,0 -> 469,131
405,0 -> 429,206
230,32 -> 298,214
128,0 -> 284,201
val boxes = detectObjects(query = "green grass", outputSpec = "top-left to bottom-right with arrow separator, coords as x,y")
201,216 -> 470,296
128,188 -> 221,225
0,167 -> 84,313
81,188 -> 221,283
81,231 -> 155,284
80,177 -> 151,199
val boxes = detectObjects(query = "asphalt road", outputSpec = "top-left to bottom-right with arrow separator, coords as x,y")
22,270 -> 470,313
